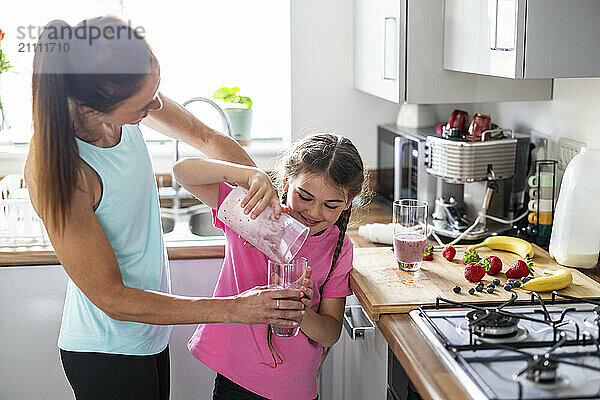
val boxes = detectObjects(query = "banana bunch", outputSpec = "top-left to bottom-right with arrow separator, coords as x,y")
468,236 -> 534,259
522,268 -> 573,292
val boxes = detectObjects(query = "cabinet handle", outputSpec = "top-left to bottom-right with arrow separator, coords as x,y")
343,305 -> 376,340
489,0 -> 516,51
383,17 -> 397,80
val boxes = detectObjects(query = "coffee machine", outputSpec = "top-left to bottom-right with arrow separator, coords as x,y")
424,128 -> 530,240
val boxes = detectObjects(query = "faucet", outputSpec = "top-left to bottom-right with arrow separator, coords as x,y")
171,97 -> 233,209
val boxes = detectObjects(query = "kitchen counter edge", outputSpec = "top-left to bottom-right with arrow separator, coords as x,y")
0,242 -> 226,266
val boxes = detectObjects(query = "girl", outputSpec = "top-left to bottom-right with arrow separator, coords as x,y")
173,133 -> 366,400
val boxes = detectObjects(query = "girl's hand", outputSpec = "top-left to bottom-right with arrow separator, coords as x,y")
300,266 -> 314,310
240,169 -> 288,219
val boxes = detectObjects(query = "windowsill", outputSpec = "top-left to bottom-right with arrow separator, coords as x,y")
0,137 -> 288,176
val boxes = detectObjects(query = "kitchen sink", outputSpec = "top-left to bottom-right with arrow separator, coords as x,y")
189,209 -> 222,236
161,216 -> 175,234
160,204 -> 223,242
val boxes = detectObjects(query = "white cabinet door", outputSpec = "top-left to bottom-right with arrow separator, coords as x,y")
0,259 -> 224,400
168,258 -> 224,400
407,0 -> 551,103
444,0 -> 525,79
342,325 -> 388,400
319,295 -> 388,400
444,0 -> 600,79
0,265 -> 74,400
354,0 -> 403,103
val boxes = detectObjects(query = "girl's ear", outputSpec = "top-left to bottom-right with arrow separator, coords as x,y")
343,199 -> 352,211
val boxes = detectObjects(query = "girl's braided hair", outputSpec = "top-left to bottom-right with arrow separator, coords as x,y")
264,133 -> 365,368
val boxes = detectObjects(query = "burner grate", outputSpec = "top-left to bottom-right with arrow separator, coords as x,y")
413,291 -> 600,399
467,309 -> 520,338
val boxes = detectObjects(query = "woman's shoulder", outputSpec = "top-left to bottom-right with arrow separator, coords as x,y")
24,149 -> 101,216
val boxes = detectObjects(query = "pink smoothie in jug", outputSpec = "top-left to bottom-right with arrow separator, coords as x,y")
393,233 -> 426,264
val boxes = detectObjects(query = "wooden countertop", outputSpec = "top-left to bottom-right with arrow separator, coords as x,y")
0,243 -> 226,266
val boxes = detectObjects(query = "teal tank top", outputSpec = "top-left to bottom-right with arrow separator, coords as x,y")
58,124 -> 172,355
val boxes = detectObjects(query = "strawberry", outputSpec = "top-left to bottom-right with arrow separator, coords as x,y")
481,255 -> 502,275
423,244 -> 434,261
462,249 -> 481,265
464,262 -> 485,282
442,245 -> 456,261
506,257 -> 534,278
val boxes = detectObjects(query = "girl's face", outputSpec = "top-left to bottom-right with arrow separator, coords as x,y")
284,173 -> 352,236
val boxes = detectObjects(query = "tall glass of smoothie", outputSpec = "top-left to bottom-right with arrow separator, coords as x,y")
268,257 -> 307,337
393,199 -> 428,271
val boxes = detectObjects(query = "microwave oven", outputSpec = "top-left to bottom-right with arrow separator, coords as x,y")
376,124 -> 437,212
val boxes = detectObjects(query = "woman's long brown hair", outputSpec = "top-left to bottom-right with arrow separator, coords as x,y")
264,133 -> 366,368
31,17 -> 153,231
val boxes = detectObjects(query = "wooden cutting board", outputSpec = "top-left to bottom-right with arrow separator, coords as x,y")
350,244 -> 600,321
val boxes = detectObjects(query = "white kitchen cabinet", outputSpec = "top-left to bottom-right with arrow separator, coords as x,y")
444,0 -> 600,79
319,295 -> 388,400
0,258 -> 224,400
0,265 -> 74,400
354,0 -> 553,104
168,258 -> 224,400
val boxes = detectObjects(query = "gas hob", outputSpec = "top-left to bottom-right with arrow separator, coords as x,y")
410,293 -> 600,399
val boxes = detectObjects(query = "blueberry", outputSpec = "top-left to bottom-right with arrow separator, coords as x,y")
477,281 -> 484,286
504,284 -> 512,291
522,277 -> 530,283
492,279 -> 500,285
487,287 -> 495,294
507,279 -> 515,284
513,281 -> 521,288
468,288 -> 476,295
476,286 -> 484,292
487,283 -> 495,289
453,286 -> 461,293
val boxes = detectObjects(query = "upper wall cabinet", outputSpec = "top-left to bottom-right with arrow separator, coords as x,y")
444,0 -> 600,79
353,0 -> 553,104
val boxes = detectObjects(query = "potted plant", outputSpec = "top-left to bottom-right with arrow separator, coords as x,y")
213,86 -> 252,145
0,28 -> 12,132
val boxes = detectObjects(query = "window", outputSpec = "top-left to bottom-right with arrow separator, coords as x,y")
1,0 -> 122,143
0,0 -> 290,143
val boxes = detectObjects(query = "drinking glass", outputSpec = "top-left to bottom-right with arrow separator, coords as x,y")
268,257 -> 307,337
393,199 -> 428,271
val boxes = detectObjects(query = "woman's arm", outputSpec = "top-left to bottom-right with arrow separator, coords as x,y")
300,297 -> 346,348
173,158 -> 285,218
142,93 -> 255,167
24,159 -> 303,327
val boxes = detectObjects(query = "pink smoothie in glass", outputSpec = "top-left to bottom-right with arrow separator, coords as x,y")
271,284 -> 304,337
393,233 -> 426,264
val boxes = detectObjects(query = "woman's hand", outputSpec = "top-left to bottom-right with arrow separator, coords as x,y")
240,169 -> 288,219
232,286 -> 304,327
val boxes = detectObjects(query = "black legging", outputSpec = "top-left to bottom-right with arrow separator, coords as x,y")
60,346 -> 170,400
213,373 -> 318,400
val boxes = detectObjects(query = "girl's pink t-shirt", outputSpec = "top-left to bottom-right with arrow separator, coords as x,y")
188,183 -> 353,400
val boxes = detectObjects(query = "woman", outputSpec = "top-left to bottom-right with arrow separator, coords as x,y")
24,17 -> 309,400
